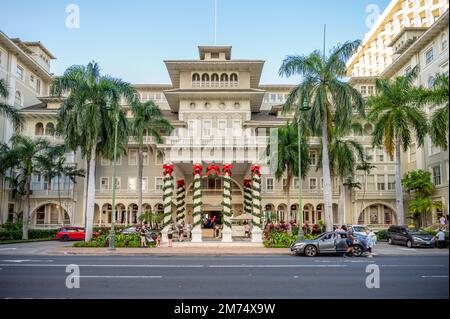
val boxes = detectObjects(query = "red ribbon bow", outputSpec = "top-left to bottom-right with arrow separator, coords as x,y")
205,165 -> 221,177
177,179 -> 185,188
222,164 -> 233,176
244,179 -> 252,188
193,164 -> 203,176
250,165 -> 261,176
163,164 -> 174,176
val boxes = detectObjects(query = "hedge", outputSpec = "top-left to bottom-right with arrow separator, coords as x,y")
0,229 -> 58,241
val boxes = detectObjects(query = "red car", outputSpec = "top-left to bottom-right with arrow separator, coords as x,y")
56,227 -> 99,241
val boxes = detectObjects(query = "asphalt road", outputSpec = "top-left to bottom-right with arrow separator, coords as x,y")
0,255 -> 448,299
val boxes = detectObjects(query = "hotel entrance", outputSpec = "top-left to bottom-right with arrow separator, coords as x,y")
202,210 -> 223,240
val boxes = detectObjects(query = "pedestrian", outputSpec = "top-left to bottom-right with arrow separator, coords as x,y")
439,215 -> 447,229
156,233 -> 161,247
168,221 -> 174,247
244,221 -> 251,238
178,221 -> 185,242
345,225 -> 355,257
366,228 -> 377,257
140,224 -> 147,248
436,228 -> 446,248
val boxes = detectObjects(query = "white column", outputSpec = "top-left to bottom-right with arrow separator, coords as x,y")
191,164 -> 203,242
221,164 -> 233,242
251,165 -> 263,243
161,163 -> 174,243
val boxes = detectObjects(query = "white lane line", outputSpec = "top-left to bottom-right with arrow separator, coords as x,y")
208,265 -> 348,268
1,260 -> 53,263
380,265 -> 447,267
398,248 -> 417,251
75,276 -> 162,279
0,248 -> 17,251
421,275 -> 449,278
0,264 -> 204,268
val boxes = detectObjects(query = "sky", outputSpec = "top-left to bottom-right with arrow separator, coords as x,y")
0,0 -> 391,84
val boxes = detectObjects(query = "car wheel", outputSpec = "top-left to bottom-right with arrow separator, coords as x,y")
353,245 -> 363,257
61,235 -> 69,242
388,237 -> 393,245
406,240 -> 412,248
304,245 -> 317,257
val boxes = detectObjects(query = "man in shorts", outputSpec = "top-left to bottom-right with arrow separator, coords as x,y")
345,225 -> 355,257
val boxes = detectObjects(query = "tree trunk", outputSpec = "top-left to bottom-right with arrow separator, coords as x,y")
137,146 -> 143,223
321,113 -> 334,232
83,159 -> 90,230
286,168 -> 292,235
339,176 -> 345,226
58,175 -> 63,226
395,136 -> 404,225
22,173 -> 31,240
85,143 -> 97,241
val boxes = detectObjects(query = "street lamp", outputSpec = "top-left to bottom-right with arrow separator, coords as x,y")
297,99 -> 311,241
109,109 -> 120,251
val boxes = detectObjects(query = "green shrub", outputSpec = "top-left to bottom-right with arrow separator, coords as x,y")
0,229 -> 57,241
73,233 -> 152,248
376,229 -> 388,241
263,230 -> 297,248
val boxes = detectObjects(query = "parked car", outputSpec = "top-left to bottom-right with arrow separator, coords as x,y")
386,225 -> 435,248
290,231 -> 367,257
56,227 -> 99,241
350,225 -> 369,236
121,227 -> 138,234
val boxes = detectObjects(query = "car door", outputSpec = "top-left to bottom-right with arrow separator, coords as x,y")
318,233 -> 336,252
335,233 -> 348,252
390,227 -> 400,244
399,228 -> 408,245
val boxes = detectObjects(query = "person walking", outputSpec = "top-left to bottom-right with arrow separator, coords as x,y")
140,224 -> 148,248
365,229 -> 377,257
167,221 -> 174,247
344,225 -> 355,257
178,221 -> 185,242
436,228 -> 446,249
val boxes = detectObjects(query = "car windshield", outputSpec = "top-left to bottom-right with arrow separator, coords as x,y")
409,229 -> 428,235
352,226 -> 368,232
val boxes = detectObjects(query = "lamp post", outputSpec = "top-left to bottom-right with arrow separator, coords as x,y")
297,99 -> 310,241
109,110 -> 119,251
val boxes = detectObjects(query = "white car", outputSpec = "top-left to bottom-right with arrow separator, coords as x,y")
349,225 -> 369,236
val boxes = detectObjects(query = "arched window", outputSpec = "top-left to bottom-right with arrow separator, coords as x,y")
201,73 -> 210,87
220,73 -> 229,86
211,73 -> 219,87
45,122 -> 55,136
35,122 -> 44,136
442,33 -> 448,51
192,73 -> 200,87
14,91 -> 22,106
230,73 -> 238,86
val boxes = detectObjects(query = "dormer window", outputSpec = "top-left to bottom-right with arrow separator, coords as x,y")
211,52 -> 219,59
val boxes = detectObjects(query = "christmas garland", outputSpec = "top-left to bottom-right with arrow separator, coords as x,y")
221,164 -> 233,229
251,165 -> 262,228
162,164 -> 174,229
243,179 -> 253,216
192,164 -> 203,229
176,179 -> 186,222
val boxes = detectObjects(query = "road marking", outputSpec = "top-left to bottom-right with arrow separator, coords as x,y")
208,265 -> 348,268
398,248 -> 416,251
75,276 -> 162,279
0,264 -> 204,268
380,265 -> 446,267
0,248 -> 17,251
421,275 -> 449,278
1,260 -> 53,263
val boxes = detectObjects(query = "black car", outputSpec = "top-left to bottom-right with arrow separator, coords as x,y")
386,225 -> 435,248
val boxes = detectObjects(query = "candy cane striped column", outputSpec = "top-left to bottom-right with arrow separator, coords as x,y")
221,164 -> 233,242
191,164 -> 203,242
243,179 -> 253,217
176,179 -> 186,222
251,165 -> 263,243
161,163 -> 174,244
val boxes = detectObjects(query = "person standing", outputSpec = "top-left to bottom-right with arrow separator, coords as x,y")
244,221 -> 251,238
439,216 -> 447,230
345,225 -> 355,257
140,224 -> 147,248
436,229 -> 446,249
168,221 -> 174,247
178,221 -> 185,242
366,229 -> 377,257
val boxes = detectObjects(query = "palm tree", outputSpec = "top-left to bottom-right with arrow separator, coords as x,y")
356,160 -> 376,217
37,145 -> 85,225
0,79 -> 22,129
279,40 -> 365,231
409,198 -> 442,229
51,62 -> 136,241
274,121 -> 310,229
4,135 -> 51,239
416,74 -> 449,150
130,100 -> 173,221
367,67 -> 428,225
319,127 -> 364,226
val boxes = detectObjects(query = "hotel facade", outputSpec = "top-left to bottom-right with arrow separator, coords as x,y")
0,0 -> 448,240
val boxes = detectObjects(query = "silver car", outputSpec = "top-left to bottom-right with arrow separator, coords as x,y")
290,231 -> 367,257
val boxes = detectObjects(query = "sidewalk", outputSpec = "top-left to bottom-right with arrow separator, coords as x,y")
46,241 -> 449,256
